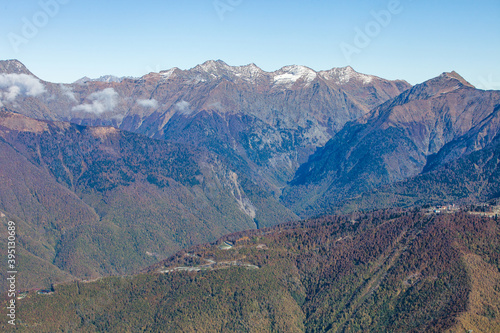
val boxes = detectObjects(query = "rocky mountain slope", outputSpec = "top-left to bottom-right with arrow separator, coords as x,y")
0,59 -> 412,291
283,72 -> 500,215
0,59 -> 410,188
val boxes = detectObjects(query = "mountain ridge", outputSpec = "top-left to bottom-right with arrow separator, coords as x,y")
0,59 -> 411,191
0,58 -> 410,86
283,71 -> 500,216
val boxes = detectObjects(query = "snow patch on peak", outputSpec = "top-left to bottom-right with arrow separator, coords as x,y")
273,65 -> 317,87
198,60 -> 229,73
0,60 -> 31,76
237,63 -> 264,75
159,68 -> 179,80
9,60 -> 24,70
97,75 -> 131,83
321,66 -> 374,85
189,61 -> 266,84
228,63 -> 265,83
74,75 -> 133,84
245,63 -> 261,71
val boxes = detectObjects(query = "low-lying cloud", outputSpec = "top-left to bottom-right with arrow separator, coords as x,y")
175,100 -> 192,115
137,98 -> 158,108
72,88 -> 119,114
59,84 -> 78,102
0,73 -> 45,106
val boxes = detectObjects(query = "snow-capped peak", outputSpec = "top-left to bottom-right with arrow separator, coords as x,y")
227,63 -> 265,82
320,66 -> 374,85
197,60 -> 230,73
74,75 -> 134,84
159,67 -> 180,80
9,59 -> 24,70
0,59 -> 36,76
273,65 -> 317,87
139,61 -> 379,89
189,60 -> 266,83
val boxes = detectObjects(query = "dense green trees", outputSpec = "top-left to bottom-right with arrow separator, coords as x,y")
3,209 -> 499,332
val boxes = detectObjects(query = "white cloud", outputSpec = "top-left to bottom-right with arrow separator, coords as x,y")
137,98 -> 158,108
72,88 -> 119,114
59,84 -> 78,102
111,114 -> 125,121
175,100 -> 192,115
0,73 -> 45,104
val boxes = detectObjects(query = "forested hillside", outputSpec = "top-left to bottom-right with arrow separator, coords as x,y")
4,209 -> 499,332
0,109 -> 296,290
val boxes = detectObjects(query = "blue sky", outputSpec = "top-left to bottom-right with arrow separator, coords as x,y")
1,0 -> 499,89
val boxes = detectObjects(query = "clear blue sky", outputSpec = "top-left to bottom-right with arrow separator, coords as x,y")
1,0 -> 499,89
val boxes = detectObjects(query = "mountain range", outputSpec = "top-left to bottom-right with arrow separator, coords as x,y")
0,59 -> 409,189
1,59 -> 500,303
